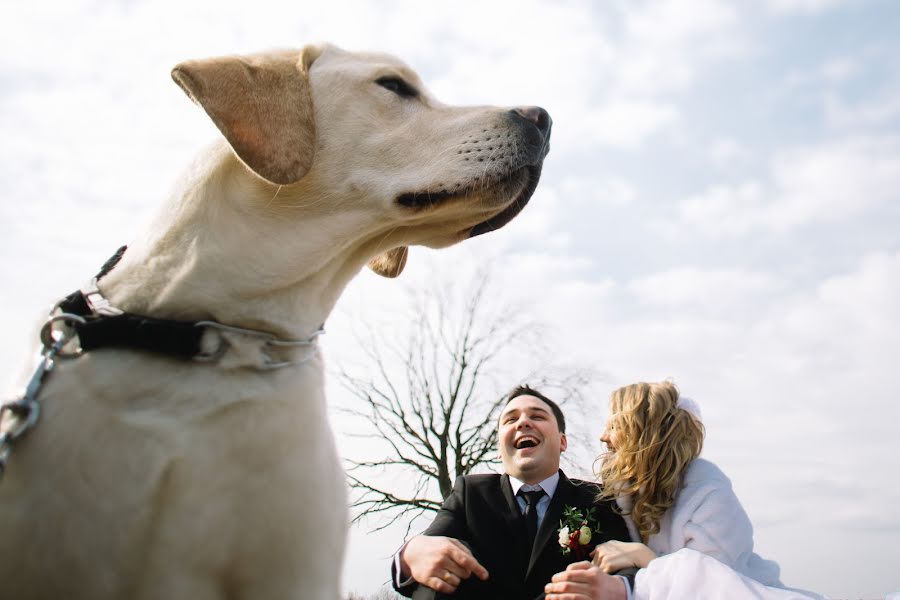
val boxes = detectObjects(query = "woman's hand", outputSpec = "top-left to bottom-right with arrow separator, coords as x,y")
545,561 -> 627,600
591,540 -> 657,572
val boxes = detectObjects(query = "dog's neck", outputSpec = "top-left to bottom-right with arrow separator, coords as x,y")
98,142 -> 376,340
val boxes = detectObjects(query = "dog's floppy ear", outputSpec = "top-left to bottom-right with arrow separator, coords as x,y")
368,247 -> 408,278
171,46 -> 323,185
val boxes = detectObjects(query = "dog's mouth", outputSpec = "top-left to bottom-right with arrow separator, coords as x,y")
395,163 -> 543,238
470,163 -> 542,238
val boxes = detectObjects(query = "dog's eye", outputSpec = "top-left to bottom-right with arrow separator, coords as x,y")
376,76 -> 419,99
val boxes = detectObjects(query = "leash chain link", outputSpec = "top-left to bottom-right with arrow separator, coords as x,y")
0,313 -> 84,480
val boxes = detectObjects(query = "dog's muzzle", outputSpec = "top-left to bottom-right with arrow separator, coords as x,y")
469,106 -> 551,238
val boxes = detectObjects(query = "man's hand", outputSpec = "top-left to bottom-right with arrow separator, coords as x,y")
544,561 -> 626,600
400,535 -> 489,594
592,540 -> 657,572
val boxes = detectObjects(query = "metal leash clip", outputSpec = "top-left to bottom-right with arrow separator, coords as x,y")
0,313 -> 85,479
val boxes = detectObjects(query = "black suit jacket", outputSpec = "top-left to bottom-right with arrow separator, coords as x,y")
393,470 -> 631,600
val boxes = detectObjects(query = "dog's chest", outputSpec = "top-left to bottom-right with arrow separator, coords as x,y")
0,351 -> 344,598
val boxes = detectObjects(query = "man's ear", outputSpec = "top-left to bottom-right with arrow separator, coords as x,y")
171,45 -> 323,185
368,246 -> 408,278
559,432 -> 568,453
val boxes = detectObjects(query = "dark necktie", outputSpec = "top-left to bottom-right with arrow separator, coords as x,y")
520,489 -> 545,547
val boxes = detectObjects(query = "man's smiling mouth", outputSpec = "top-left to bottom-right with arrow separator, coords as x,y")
515,436 -> 540,449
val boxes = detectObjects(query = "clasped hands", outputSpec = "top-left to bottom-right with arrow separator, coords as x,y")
544,540 -> 657,599
402,536 -> 655,599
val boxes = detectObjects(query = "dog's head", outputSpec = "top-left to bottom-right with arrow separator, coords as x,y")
172,44 -> 551,278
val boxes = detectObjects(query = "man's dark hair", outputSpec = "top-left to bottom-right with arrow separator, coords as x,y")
503,384 -> 566,433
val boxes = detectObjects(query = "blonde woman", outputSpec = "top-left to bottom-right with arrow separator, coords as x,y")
546,382 -> 822,600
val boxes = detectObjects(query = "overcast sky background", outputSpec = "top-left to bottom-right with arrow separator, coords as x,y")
2,0 -> 899,598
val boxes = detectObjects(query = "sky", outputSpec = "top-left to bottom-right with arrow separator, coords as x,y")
1,0 -> 899,598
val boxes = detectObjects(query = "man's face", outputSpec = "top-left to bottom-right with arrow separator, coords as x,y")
498,395 -> 567,484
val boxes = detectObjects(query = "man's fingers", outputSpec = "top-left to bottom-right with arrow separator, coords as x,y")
544,579 -> 593,595
447,538 -> 471,553
550,562 -> 594,583
440,556 -> 472,581
424,576 -> 457,595
551,570 -> 594,584
448,545 -> 489,580
406,536 -> 488,587
548,561 -> 624,600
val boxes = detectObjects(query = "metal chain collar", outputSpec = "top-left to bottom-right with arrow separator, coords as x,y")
0,313 -> 85,479
0,244 -> 326,480
0,304 -> 324,480
194,320 -> 324,370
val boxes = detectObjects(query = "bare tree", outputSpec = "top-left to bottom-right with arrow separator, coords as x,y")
338,269 -> 596,534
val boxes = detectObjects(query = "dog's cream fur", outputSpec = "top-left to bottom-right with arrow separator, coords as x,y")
0,44 -> 550,599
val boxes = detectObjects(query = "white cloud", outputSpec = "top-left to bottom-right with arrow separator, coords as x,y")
825,91 -> 900,129
555,0 -> 748,151
764,0 -> 859,15
819,57 -> 859,84
548,0 -> 750,153
710,138 -> 751,166
627,266 -> 780,311
623,0 -> 737,42
678,181 -> 767,236
561,175 -> 639,207
581,99 -> 681,149
776,251 -> 900,364
770,137 -> 900,229
615,0 -> 741,97
679,136 -> 900,236
616,0 -> 741,96
783,52 -> 900,132
498,186 -> 573,250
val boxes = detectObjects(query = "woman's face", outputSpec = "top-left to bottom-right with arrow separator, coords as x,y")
600,413 -> 620,451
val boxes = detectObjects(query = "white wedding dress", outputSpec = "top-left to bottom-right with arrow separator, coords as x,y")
618,459 -> 825,600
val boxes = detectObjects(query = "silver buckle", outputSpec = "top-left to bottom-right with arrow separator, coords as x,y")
81,279 -> 123,317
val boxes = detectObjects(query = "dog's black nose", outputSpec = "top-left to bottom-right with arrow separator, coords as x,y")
511,106 -> 552,137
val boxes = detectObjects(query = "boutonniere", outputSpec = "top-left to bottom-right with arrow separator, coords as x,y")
557,505 -> 601,560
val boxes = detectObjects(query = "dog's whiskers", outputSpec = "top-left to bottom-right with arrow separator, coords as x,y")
265,185 -> 284,209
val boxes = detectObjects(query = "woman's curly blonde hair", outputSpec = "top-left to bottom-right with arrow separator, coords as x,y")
596,381 -> 704,543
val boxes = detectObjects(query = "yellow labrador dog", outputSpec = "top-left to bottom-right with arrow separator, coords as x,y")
0,44 -> 550,599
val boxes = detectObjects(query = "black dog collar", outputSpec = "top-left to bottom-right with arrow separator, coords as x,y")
52,246 -> 323,368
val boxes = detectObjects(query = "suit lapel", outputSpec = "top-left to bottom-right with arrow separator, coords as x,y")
525,470 -> 573,578
500,473 -> 521,519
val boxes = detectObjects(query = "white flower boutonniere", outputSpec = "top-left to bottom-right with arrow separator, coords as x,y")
558,525 -> 570,547
558,505 -> 602,560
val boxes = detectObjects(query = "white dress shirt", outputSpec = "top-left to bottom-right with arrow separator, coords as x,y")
508,470 -> 559,529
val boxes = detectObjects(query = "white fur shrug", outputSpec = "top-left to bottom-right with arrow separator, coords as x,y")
618,459 -> 824,599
